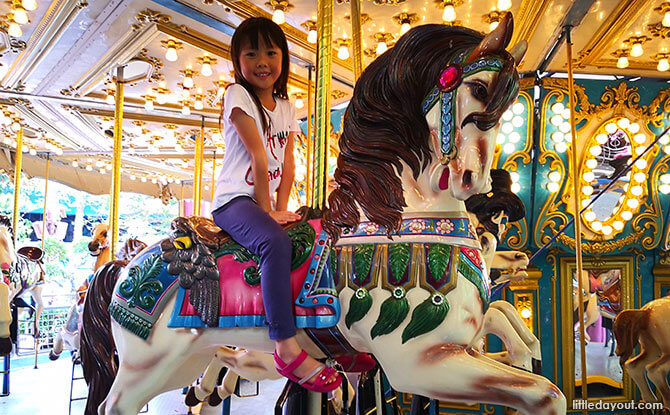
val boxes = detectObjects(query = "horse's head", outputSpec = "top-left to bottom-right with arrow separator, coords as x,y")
88,223 -> 110,257
324,14 -> 526,239
0,215 -> 16,284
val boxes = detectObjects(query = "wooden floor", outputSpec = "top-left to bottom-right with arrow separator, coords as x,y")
0,353 -> 287,415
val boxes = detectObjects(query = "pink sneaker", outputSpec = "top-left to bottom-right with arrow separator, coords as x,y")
274,349 -> 342,393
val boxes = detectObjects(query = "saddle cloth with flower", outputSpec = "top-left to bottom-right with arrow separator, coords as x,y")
109,219 -> 340,340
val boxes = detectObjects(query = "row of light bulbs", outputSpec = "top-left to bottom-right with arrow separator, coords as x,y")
496,101 -> 526,155
5,0 -> 37,38
70,158 -> 184,184
613,3 -> 670,71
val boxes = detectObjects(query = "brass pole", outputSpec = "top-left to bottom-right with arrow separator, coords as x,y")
314,0 -> 333,209
180,183 -> 184,217
211,150 -> 216,204
110,68 -> 124,257
40,155 -> 50,252
350,0 -> 363,80
12,128 -> 23,245
306,66 -> 314,205
193,116 -> 205,216
566,26 -> 588,406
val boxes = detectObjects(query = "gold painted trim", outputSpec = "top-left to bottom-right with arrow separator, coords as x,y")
559,256 -> 634,409
67,105 -> 220,128
575,0 -> 652,68
509,0 -> 552,56
653,274 -> 670,298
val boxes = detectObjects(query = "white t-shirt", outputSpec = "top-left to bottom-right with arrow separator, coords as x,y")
212,83 -> 300,211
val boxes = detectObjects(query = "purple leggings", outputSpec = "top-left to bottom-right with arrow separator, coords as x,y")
212,196 -> 295,340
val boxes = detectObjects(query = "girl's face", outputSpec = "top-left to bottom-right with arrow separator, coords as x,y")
238,37 -> 282,94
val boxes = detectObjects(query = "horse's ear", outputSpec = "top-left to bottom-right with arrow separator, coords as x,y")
464,12 -> 514,64
509,40 -> 527,66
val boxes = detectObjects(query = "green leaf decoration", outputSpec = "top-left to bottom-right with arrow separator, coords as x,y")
353,244 -> 375,285
388,243 -> 410,284
402,294 -> 450,344
370,293 -> 409,339
427,244 -> 451,282
345,288 -> 372,329
459,260 -> 490,311
118,254 -> 164,309
287,222 -> 316,270
243,266 -> 261,285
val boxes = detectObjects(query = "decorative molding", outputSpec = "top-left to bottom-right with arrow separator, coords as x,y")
574,0 -> 651,68
556,231 -> 643,254
3,0 -> 88,88
66,105 -> 220,128
648,22 -> 670,39
509,0 -> 551,50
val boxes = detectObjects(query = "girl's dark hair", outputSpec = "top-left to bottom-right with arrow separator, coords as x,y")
227,17 -> 290,133
323,24 -> 520,241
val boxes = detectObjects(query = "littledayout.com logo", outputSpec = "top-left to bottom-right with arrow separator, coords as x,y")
573,400 -> 663,411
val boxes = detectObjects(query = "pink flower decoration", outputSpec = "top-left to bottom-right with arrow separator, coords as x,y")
364,223 -> 379,235
408,219 -> 426,233
436,219 -> 455,234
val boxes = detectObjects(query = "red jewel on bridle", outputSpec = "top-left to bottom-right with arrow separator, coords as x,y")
437,64 -> 463,92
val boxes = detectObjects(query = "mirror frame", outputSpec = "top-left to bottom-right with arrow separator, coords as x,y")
560,256 -> 634,408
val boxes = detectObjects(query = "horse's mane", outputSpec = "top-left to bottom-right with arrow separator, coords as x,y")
323,24 -> 520,241
0,215 -> 13,240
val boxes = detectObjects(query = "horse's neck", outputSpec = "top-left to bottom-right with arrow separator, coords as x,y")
398,162 -> 467,216
94,247 -> 111,271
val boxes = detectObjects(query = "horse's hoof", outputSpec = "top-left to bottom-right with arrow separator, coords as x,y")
49,350 -> 59,361
0,338 -> 11,356
184,387 -> 202,407
208,390 -> 223,407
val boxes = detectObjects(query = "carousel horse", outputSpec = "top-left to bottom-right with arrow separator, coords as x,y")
0,214 -> 45,352
89,223 -> 112,272
613,297 -> 670,408
49,237 -> 147,360
80,16 -> 565,415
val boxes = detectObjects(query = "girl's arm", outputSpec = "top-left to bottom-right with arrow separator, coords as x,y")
275,132 -> 296,211
230,107 -> 272,212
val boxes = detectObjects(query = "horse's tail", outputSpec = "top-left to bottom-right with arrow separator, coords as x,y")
80,260 -> 127,415
613,309 -> 649,366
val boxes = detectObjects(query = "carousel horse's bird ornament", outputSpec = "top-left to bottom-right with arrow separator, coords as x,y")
80,15 -> 566,415
0,214 -> 45,354
613,297 -> 670,409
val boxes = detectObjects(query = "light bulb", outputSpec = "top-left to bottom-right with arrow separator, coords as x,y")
29,148 -> 36,155
182,88 -> 190,99
549,171 -> 561,182
658,58 -> 669,72
442,5 -> 456,22
201,62 -> 212,77
22,0 -> 37,11
497,0 -> 512,10
183,76 -> 194,89
547,182 -> 560,193
630,43 -> 643,57
617,56 -> 629,69
617,118 -> 630,129
8,22 -> 22,37
490,21 -> 499,31
400,22 -> 411,35
376,41 -> 387,55
144,99 -> 154,111
337,45 -> 349,60
272,9 -> 285,25
664,12 -> 670,27
106,94 -> 115,105
156,93 -> 167,105
13,7 -> 28,25
165,46 -> 178,62
72,161 -> 78,167
307,29 -> 317,44
11,122 -> 21,132
182,105 -> 190,115
194,100 -> 204,110
584,211 -> 596,222
295,98 -> 304,109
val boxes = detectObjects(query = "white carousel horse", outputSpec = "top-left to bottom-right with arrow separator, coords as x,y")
0,215 -> 45,348
613,297 -> 670,408
81,15 -> 565,415
49,235 -> 146,360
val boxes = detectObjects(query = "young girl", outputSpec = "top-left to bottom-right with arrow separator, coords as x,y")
211,17 -> 341,393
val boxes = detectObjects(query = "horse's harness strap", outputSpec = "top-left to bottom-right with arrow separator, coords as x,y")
304,326 -> 362,359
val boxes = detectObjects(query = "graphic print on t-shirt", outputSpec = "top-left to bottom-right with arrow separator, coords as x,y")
244,129 -> 289,186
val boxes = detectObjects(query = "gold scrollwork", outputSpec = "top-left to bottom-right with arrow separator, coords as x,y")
556,231 -> 643,254
133,9 -> 171,30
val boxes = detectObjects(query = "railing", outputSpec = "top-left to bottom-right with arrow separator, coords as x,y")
17,303 -> 71,354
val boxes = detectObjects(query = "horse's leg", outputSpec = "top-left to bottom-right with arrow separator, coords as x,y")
468,306 -> 532,368
29,285 -> 43,336
489,301 -> 541,360
186,349 -> 227,404
0,281 -> 11,355
378,346 -> 565,415
50,330 -> 63,360
625,332 -> 661,403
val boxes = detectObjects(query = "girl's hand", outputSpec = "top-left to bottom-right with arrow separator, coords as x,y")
269,210 -> 301,225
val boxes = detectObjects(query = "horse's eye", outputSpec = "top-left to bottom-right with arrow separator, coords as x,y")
471,83 -> 488,100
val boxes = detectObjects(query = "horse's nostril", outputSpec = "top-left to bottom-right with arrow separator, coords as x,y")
462,170 -> 473,188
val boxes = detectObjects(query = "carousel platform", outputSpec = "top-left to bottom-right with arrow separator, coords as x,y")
0,352 -> 285,415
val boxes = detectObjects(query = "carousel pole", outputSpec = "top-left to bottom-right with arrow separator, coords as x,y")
211,150 -> 216,205
110,67 -> 124,258
193,117 -> 205,216
180,183 -> 184,216
40,155 -> 50,252
313,0 -> 334,209
349,0 -> 363,80
565,25 -> 588,406
11,127 -> 23,245
306,66 -> 313,206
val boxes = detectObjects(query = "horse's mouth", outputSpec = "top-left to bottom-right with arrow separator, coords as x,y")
89,248 -> 101,257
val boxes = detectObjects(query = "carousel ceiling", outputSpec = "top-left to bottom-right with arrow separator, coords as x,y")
0,0 -> 668,197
